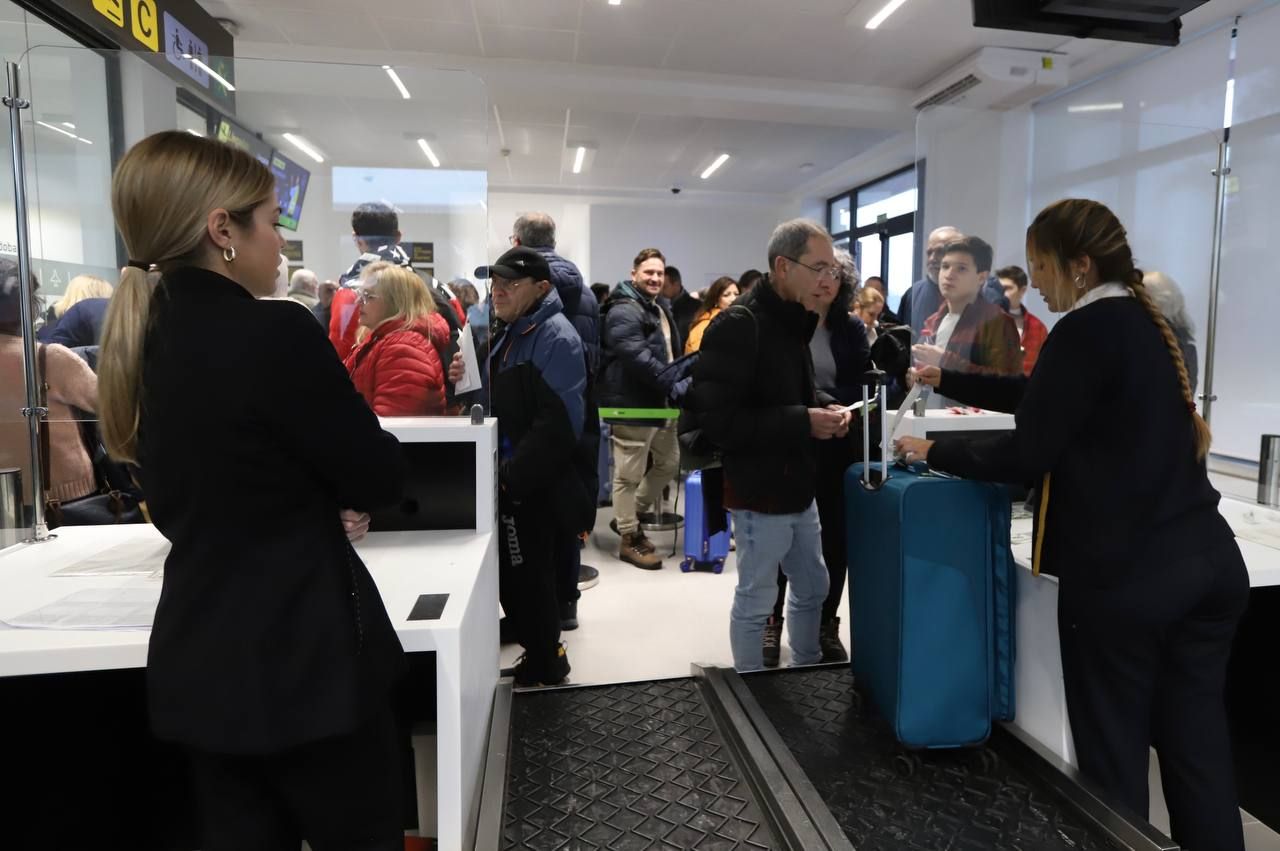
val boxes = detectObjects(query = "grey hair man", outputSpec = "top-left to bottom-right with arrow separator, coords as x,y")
287,269 -> 319,310
685,218 -> 851,671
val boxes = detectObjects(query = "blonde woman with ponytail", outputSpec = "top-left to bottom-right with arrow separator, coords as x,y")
896,198 -> 1247,851
100,131 -> 407,849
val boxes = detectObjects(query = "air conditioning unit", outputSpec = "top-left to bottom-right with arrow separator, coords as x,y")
912,47 -> 1068,111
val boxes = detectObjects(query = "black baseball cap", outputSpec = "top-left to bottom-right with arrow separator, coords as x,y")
475,246 -> 550,282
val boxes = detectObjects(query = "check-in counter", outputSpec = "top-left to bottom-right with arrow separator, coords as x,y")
0,417 -> 498,851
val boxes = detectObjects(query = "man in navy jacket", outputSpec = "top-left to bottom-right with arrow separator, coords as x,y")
473,246 -> 591,687
510,213 -> 601,628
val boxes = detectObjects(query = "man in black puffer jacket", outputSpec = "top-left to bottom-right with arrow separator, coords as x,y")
511,212 -> 601,628
686,220 -> 851,672
599,247 -> 682,570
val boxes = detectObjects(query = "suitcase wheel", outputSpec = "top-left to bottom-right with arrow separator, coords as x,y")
713,558 -> 725,575
680,558 -> 694,573
894,752 -> 922,778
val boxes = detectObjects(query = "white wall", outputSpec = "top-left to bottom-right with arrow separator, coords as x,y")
286,171 -> 489,286
485,191 -> 786,294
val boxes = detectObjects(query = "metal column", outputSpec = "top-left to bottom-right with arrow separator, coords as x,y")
1200,18 -> 1241,426
4,61 -> 51,541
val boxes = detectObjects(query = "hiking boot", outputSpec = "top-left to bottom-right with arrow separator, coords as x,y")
763,616 -> 783,668
577,564 -> 600,591
560,600 -> 579,631
503,644 -> 571,688
620,532 -> 662,570
820,617 -> 849,663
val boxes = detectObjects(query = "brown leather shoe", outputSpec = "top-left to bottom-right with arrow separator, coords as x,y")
619,532 -> 663,570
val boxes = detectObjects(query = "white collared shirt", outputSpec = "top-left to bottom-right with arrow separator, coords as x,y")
1070,282 -> 1132,313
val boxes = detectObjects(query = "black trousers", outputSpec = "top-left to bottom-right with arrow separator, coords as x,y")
774,438 -> 850,624
186,706 -> 403,851
554,526 -> 582,606
1059,542 -> 1249,851
499,498 -> 561,657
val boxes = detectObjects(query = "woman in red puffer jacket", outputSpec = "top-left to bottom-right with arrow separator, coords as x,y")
344,262 -> 450,416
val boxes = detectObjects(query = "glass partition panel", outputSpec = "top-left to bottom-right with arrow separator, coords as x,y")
915,104 -> 1220,410
16,46 -> 488,442
1213,4 -> 1280,463
0,45 -> 487,537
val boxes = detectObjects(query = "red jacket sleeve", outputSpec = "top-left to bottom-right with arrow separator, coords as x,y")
329,289 -> 360,361
1022,313 -> 1049,376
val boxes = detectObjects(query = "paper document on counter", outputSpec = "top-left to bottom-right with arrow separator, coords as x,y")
834,400 -> 876,415
52,538 -> 170,578
891,383 -> 924,438
453,326 -> 482,394
3,584 -> 159,630
1234,509 -> 1280,551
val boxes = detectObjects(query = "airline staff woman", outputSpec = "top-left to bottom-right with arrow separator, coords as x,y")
99,131 -> 407,850
897,199 -> 1247,851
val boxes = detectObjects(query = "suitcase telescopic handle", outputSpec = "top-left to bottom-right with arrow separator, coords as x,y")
860,369 -> 888,490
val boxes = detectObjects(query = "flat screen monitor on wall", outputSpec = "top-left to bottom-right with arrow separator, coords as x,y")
269,151 -> 311,232
211,114 -> 272,166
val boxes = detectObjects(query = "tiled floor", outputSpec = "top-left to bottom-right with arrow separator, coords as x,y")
507,499 -> 1280,848
499,504 -> 851,686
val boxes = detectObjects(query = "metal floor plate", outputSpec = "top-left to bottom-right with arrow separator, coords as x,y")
505,679 -> 776,850
743,667 -> 1120,851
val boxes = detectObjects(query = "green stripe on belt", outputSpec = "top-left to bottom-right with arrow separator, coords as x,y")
599,407 -> 681,419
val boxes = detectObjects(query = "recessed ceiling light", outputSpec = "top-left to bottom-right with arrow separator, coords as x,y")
1066,102 -> 1124,113
183,54 -> 236,91
608,0 -> 622,5
572,146 -> 587,174
283,132 -> 325,163
700,153 -> 730,180
866,0 -> 910,30
61,121 -> 75,129
418,138 -> 441,168
382,65 -> 411,100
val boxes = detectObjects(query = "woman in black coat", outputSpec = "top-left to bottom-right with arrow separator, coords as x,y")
897,199 -> 1246,851
99,132 -> 407,850
766,251 -> 870,667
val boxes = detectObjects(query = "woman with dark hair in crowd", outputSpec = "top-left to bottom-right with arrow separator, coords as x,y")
683,276 -> 739,355
764,248 -> 870,667
99,131 -> 406,849
897,198 -> 1246,851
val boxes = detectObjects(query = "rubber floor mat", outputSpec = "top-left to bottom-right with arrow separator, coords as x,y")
744,667 -> 1120,851
505,679 -> 775,850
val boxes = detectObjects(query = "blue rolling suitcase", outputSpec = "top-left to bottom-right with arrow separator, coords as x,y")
845,378 -> 1015,751
680,470 -> 731,573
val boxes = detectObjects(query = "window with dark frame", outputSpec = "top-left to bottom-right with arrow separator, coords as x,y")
827,164 -> 921,308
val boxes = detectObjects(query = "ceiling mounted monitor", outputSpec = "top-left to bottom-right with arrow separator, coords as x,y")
972,0 -> 1210,46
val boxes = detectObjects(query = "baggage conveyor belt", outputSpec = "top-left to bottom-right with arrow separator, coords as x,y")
476,664 -> 1180,850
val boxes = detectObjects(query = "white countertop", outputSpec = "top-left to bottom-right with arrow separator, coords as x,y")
0,524 -> 493,678
378,416 -> 496,444
1011,499 -> 1280,588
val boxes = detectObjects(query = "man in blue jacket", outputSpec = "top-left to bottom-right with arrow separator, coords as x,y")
472,246 -> 591,687
510,212 -> 601,628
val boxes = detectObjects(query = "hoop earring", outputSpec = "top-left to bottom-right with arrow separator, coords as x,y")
1074,274 -> 1085,290
223,246 -> 237,263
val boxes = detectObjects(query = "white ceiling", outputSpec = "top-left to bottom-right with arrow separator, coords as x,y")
186,0 -> 1252,198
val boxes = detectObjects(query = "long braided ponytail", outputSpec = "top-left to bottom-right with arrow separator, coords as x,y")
1028,199 -> 1211,462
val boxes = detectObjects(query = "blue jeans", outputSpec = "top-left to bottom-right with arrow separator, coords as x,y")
730,501 -> 829,671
